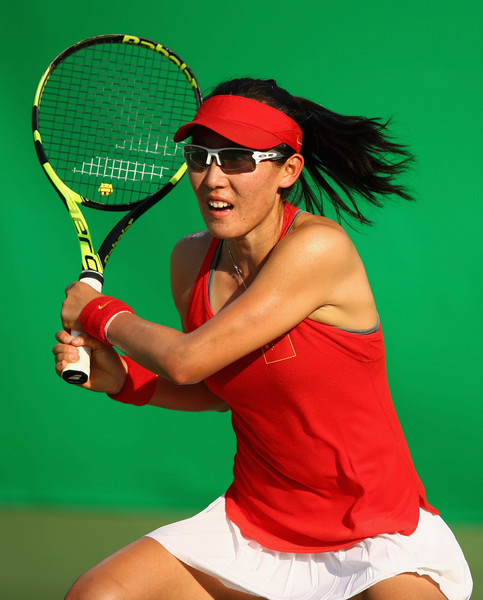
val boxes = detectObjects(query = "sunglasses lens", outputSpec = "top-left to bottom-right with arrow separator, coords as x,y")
184,147 -> 209,172
218,149 -> 256,173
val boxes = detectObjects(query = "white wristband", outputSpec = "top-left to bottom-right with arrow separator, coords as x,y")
104,311 -> 132,344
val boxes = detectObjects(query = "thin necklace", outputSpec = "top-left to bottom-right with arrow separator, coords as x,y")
225,241 -> 248,290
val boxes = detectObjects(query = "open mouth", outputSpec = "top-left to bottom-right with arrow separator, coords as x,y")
208,200 -> 233,211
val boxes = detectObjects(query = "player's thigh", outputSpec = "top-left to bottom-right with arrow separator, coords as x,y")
65,536 -> 264,600
353,572 -> 447,600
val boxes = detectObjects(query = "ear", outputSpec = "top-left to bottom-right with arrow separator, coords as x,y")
278,154 -> 304,189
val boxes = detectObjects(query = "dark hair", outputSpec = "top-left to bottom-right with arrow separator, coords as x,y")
206,78 -> 415,225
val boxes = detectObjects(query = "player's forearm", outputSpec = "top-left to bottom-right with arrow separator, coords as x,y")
107,312 -> 208,385
150,376 -> 229,412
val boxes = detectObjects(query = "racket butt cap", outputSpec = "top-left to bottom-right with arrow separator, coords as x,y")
62,368 -> 89,385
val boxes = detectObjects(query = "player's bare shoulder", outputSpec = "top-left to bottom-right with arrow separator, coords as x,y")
172,229 -> 212,264
285,212 -> 356,264
280,213 -> 374,326
170,230 -> 212,323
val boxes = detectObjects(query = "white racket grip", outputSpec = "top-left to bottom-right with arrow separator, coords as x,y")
61,271 -> 103,385
62,331 -> 92,384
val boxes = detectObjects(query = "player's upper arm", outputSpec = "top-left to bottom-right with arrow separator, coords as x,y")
164,222 -> 363,384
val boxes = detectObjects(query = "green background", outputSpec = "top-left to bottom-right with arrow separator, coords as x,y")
1,0 -> 481,597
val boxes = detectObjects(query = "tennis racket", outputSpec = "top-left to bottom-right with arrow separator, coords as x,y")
32,34 -> 202,384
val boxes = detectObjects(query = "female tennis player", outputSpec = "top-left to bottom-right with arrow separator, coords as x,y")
54,78 -> 472,600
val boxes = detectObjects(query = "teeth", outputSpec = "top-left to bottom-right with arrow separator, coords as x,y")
209,201 -> 232,209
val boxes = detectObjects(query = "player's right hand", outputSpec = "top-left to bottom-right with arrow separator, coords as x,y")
53,330 -> 127,394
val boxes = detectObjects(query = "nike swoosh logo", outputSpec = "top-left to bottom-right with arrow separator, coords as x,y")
98,300 -> 113,310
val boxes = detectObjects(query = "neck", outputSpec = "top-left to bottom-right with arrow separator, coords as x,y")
224,201 -> 285,283
226,241 -> 248,289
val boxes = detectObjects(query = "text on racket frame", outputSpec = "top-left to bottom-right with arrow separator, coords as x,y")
122,35 -> 199,90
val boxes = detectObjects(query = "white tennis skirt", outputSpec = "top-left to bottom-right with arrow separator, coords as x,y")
146,496 -> 472,600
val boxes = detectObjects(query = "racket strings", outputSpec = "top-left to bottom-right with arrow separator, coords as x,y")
120,45 -> 172,200
38,41 -> 199,208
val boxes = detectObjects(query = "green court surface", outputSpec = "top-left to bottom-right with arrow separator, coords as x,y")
0,509 -> 480,599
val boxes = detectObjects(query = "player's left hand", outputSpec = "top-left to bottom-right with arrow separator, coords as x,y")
53,329 -> 127,393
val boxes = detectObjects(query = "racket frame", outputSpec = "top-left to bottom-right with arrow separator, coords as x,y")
32,34 -> 202,382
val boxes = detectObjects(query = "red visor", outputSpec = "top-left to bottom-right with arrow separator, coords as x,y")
174,95 -> 303,152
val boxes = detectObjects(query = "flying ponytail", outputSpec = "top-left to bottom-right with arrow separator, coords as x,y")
207,78 -> 414,225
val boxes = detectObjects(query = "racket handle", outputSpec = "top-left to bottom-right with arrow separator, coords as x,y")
61,271 -> 104,385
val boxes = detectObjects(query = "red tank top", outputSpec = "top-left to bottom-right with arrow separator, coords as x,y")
187,202 -> 437,552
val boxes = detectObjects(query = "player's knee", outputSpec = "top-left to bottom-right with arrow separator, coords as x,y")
64,572 -> 127,600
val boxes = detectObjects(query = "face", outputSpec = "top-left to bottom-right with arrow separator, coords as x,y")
187,127 -> 303,241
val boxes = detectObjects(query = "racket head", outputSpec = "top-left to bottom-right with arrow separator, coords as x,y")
32,34 -> 202,212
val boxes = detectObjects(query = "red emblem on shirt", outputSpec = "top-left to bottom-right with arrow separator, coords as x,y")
262,334 -> 296,364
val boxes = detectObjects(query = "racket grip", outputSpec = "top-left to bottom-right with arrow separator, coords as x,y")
61,271 -> 104,385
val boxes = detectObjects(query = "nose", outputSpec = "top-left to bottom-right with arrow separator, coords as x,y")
203,160 -> 227,187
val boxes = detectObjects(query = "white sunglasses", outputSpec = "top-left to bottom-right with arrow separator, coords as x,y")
183,144 -> 287,173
